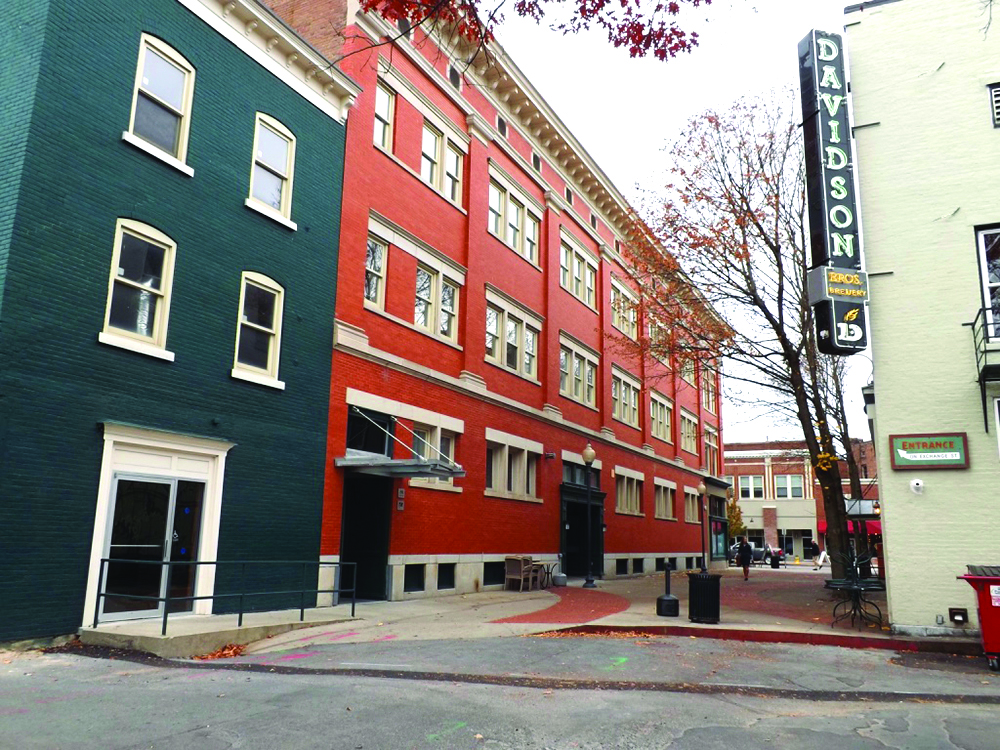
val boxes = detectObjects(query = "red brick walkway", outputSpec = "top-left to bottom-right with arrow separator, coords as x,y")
491,586 -> 631,624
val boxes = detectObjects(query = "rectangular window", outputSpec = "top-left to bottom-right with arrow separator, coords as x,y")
559,338 -> 598,407
650,392 -> 673,442
486,294 -> 541,380
412,266 -> 460,342
373,83 -> 394,150
485,432 -> 541,501
439,279 -> 458,339
680,359 -> 696,385
989,83 -> 1000,128
685,491 -> 700,523
102,219 -> 175,354
488,182 -> 504,236
365,236 -> 386,307
560,241 -> 598,309
611,282 -> 638,339
738,475 -> 764,499
411,424 -> 458,487
655,484 -> 675,520
525,215 -> 539,263
445,145 -> 463,203
612,369 -> 640,427
420,123 -> 441,186
233,271 -> 284,384
680,412 -> 699,454
704,427 -> 719,475
415,266 -> 434,331
701,365 -> 718,413
615,475 -> 643,515
977,228 -> 1000,334
128,35 -> 195,162
506,199 -> 522,249
249,114 -> 296,220
775,474 -> 804,499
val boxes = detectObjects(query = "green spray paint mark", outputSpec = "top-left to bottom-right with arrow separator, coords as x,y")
427,721 -> 467,742
603,657 -> 629,671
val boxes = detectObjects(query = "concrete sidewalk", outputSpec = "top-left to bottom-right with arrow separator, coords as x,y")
78,566 -> 980,658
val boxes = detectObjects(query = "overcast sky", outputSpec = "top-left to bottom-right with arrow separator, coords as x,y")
496,0 -> 872,444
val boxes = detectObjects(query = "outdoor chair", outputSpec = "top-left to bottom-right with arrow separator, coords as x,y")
504,556 -> 539,592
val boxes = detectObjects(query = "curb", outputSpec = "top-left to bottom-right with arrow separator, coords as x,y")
553,624 -> 983,655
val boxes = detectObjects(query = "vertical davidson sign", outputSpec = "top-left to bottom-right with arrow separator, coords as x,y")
799,30 -> 868,355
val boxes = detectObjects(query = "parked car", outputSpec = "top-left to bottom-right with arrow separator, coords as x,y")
728,542 -> 784,565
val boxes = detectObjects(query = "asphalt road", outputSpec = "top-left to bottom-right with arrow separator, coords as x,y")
2,637 -> 999,750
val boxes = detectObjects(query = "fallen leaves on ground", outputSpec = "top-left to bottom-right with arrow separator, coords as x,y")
529,630 -> 653,640
193,643 -> 247,660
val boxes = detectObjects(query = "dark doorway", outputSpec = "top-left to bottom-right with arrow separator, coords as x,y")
340,473 -> 393,600
560,487 -> 604,578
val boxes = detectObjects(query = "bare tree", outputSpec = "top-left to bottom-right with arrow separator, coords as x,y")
616,90 -> 856,578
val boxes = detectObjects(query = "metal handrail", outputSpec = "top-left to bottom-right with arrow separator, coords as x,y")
93,559 -> 357,635
964,307 -> 1000,431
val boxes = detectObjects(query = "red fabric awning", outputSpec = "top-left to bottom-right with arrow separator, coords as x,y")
817,520 -> 881,534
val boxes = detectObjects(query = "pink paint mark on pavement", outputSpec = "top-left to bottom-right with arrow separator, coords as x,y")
370,634 -> 397,643
0,708 -> 30,716
274,651 -> 320,662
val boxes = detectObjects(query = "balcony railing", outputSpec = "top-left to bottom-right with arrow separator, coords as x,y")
965,307 -> 1000,431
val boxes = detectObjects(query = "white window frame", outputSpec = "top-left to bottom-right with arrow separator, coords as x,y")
410,424 -> 459,490
484,428 -> 542,503
680,410 -> 699,454
485,287 -> 542,382
559,334 -> 599,408
680,359 -> 696,385
977,227 -> 1000,337
420,120 -> 442,186
364,235 -> 387,309
650,391 -> 673,442
231,271 -> 285,389
684,488 -> 700,524
654,478 -> 676,520
246,113 -> 296,227
100,218 -> 176,361
739,475 -> 764,499
125,34 -> 196,171
704,426 -> 719,475
487,172 -> 542,264
444,143 -> 463,204
373,81 -> 395,150
414,264 -> 460,343
701,364 -> 718,413
615,466 -> 644,516
612,367 -> 641,428
611,278 -> 638,340
560,233 -> 598,309
774,474 -> 804,499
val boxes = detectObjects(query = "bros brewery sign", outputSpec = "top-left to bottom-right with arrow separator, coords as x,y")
799,30 -> 869,355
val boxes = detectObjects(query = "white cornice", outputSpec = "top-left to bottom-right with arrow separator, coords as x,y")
182,0 -> 360,121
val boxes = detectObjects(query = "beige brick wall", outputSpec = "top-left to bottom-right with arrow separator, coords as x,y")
846,0 -> 1000,634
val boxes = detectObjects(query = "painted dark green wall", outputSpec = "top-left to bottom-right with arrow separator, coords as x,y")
0,0 -> 347,640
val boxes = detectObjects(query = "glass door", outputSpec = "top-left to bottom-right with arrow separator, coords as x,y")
100,476 -> 205,620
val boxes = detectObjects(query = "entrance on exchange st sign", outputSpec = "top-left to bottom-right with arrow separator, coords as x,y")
100,475 -> 205,621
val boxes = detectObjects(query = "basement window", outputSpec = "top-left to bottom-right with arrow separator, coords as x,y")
989,83 -> 1000,127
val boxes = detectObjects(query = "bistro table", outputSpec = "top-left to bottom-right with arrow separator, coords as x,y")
825,551 -> 885,629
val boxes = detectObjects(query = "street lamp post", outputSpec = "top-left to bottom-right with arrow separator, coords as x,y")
697,480 -> 708,573
583,443 -> 597,588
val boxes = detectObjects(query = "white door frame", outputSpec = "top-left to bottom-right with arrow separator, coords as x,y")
84,423 -> 235,627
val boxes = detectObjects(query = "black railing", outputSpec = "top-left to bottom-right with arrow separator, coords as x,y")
964,307 -> 1000,431
93,559 -> 356,636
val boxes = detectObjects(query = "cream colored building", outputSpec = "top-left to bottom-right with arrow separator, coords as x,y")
846,0 -> 999,636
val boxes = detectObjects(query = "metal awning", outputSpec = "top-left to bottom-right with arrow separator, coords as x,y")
335,450 -> 466,478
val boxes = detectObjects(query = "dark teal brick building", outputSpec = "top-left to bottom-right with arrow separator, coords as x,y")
0,0 -> 359,640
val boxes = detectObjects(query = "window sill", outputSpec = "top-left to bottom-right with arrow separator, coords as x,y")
121,132 -> 194,177
612,416 -> 640,431
98,331 -> 175,361
615,509 -> 643,517
365,304 -> 463,351
558,283 -> 598,315
409,480 -> 462,493
231,367 -> 286,390
650,435 -> 674,445
611,324 -> 637,341
373,144 -> 467,215
244,199 -> 298,231
484,489 -> 542,504
685,520 -> 702,525
655,515 -> 677,522
484,357 -> 540,386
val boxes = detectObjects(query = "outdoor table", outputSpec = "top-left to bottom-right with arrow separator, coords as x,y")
825,578 -> 885,629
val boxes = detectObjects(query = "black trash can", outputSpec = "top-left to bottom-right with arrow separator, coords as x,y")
771,554 -> 780,569
687,572 -> 722,623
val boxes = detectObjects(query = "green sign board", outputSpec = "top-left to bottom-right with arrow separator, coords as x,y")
889,433 -> 969,470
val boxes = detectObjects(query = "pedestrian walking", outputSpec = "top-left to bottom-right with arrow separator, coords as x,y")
737,537 -> 753,581
812,539 -> 828,570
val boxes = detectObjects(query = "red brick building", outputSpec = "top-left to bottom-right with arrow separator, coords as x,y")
724,439 -> 879,561
271,3 -> 727,598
